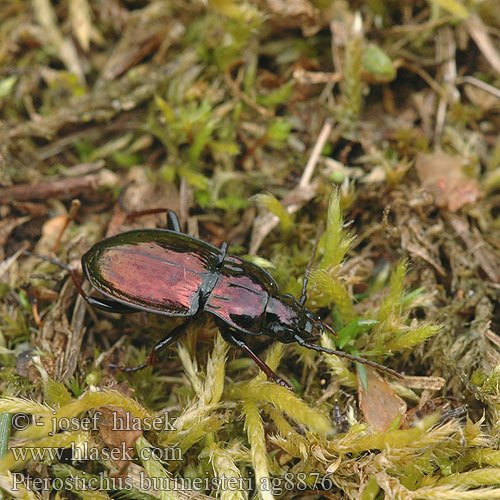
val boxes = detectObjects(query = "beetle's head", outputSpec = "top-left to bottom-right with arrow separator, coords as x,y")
264,294 -> 328,344
264,295 -> 404,381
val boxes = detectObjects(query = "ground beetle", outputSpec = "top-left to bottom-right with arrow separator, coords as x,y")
27,211 -> 401,389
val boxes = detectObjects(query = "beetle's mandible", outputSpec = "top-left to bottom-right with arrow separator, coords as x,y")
27,210 -> 402,389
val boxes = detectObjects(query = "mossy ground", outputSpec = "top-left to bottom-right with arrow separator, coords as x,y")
1,1 -> 500,499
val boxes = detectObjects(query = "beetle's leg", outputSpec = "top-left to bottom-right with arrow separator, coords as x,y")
166,211 -> 182,233
117,182 -> 166,220
146,321 -> 189,364
121,207 -> 183,232
216,242 -> 228,267
220,329 -> 293,391
110,322 -> 189,374
123,207 -> 175,222
300,226 -> 322,305
110,361 -> 149,374
118,183 -> 182,231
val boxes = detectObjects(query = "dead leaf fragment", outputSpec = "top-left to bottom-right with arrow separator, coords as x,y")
358,367 -> 407,431
265,0 -> 321,36
415,151 -> 482,212
37,215 -> 67,255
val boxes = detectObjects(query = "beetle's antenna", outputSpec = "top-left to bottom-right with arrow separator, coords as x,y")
22,250 -> 89,305
23,250 -> 71,272
300,225 -> 323,305
296,337 -> 403,379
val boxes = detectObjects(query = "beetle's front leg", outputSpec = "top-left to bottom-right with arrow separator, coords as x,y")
110,321 -> 190,374
220,329 -> 293,391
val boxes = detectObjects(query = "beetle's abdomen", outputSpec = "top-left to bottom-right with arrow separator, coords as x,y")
82,230 -> 221,316
205,256 -> 279,335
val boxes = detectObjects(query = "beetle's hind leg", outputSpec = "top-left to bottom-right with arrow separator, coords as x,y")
118,183 -> 183,232
166,211 -> 181,233
110,321 -> 189,374
220,329 -> 293,391
121,205 -> 181,230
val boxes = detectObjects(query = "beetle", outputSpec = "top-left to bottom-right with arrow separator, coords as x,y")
26,210 -> 401,389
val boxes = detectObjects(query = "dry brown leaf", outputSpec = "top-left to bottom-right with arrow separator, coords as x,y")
415,151 -> 482,212
36,215 -> 68,255
403,399 -> 462,428
358,367 -> 407,431
464,84 -> 500,112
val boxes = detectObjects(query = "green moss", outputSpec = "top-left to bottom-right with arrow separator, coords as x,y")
2,1 -> 499,498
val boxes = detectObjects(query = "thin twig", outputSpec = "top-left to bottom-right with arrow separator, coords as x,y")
457,76 -> 500,100
225,59 -> 273,118
249,118 -> 334,254
300,118 -> 334,189
0,175 -> 100,204
465,13 -> 500,74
